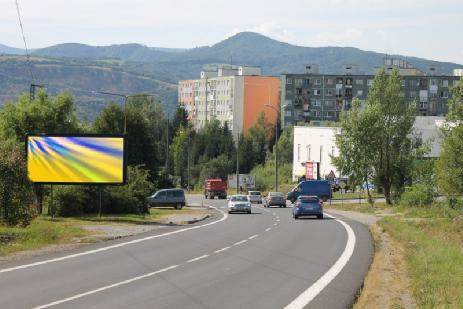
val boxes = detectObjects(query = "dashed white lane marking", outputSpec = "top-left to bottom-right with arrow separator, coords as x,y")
33,264 -> 180,309
248,234 -> 258,240
214,246 -> 231,253
187,254 -> 209,263
284,213 -> 356,309
265,228 -> 271,232
276,219 -> 281,222
0,205 -> 227,274
274,223 -> 278,226
233,239 -> 247,246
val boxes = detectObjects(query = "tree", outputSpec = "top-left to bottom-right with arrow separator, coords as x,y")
436,78 -> 463,195
334,69 -> 418,204
333,98 -> 377,203
248,112 -> 273,166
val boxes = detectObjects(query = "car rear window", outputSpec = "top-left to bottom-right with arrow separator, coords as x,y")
249,192 -> 260,195
299,197 -> 319,202
269,192 -> 283,197
231,196 -> 248,202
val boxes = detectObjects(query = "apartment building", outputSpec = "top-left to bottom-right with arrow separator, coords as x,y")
281,60 -> 462,128
178,65 -> 279,137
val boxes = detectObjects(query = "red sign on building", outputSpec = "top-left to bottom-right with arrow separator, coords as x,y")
305,162 -> 314,180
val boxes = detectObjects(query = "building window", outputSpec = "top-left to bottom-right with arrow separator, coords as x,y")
306,145 -> 311,161
313,89 -> 321,95
326,78 -> 334,85
286,78 -> 293,85
367,79 -> 374,87
357,90 -> 363,96
440,91 -> 448,98
315,79 -> 321,85
325,89 -> 333,96
420,101 -> 428,109
430,79 -> 437,86
400,80 -> 405,87
442,80 -> 449,87
285,110 -> 292,117
355,79 -> 364,85
331,146 -> 335,157
304,79 -> 310,86
336,78 -> 343,84
296,79 -> 303,86
324,100 -> 335,107
297,144 -> 301,162
313,100 -> 321,107
286,89 -> 292,96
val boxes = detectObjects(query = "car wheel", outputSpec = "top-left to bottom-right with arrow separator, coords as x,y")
283,205 -> 287,208
248,210 -> 251,214
290,197 -> 296,203
228,211 -> 232,214
175,203 -> 183,210
317,214 -> 324,219
294,215 -> 298,219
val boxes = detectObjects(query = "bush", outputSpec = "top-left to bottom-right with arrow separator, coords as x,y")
399,184 -> 434,207
0,141 -> 35,226
44,186 -> 89,217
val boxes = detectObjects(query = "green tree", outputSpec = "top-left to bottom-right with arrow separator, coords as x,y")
274,127 -> 293,164
334,69 -> 418,204
248,112 -> 273,166
333,98 -> 377,203
436,78 -> 463,195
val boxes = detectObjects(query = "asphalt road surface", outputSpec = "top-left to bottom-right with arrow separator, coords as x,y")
0,196 -> 373,309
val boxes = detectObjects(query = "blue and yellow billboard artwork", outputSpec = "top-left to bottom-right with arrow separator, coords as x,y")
26,135 -> 126,184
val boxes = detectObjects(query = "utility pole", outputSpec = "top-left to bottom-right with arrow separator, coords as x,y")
30,83 -> 45,214
236,127 -> 240,194
205,77 -> 208,124
30,83 -> 44,101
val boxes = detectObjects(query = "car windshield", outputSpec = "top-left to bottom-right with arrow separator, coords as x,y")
299,197 -> 319,203
231,196 -> 248,202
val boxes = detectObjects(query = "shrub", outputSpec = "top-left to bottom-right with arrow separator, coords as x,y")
0,141 -> 35,226
44,186 -> 89,217
399,184 -> 434,207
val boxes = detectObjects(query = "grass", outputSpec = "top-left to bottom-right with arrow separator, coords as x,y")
0,217 -> 89,256
380,213 -> 463,308
332,191 -> 384,200
324,202 -> 386,214
0,207 -> 208,257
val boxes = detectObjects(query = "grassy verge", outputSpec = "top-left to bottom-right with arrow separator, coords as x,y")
324,202 -> 387,214
331,191 -> 385,199
330,200 -> 463,308
0,207 -> 209,257
379,212 -> 463,308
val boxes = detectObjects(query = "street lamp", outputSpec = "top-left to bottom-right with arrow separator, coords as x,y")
96,91 -> 155,134
265,104 -> 287,192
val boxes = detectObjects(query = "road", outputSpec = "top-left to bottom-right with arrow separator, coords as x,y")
0,196 -> 373,309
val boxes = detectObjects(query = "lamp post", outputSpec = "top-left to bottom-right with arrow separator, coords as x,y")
96,91 -> 155,134
265,104 -> 280,192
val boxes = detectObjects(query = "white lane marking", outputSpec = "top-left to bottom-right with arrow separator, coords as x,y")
276,219 -> 281,222
284,213 -> 356,309
187,254 -> 209,263
0,205 -> 227,274
248,234 -> 258,240
214,246 -> 231,253
274,223 -> 278,226
233,239 -> 247,246
33,264 -> 180,309
265,228 -> 271,232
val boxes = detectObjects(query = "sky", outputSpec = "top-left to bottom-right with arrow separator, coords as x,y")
1,0 -> 462,64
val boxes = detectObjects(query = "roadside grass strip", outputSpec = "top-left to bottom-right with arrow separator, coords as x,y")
380,216 -> 463,308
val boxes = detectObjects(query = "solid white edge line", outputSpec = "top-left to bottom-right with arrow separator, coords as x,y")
187,254 -> 209,263
1,205 -> 227,274
248,234 -> 258,240
233,239 -> 247,246
284,213 -> 356,309
265,228 -> 271,232
214,246 -> 231,253
33,264 -> 180,309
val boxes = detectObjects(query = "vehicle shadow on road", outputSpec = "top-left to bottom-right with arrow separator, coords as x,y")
294,217 -> 335,220
229,212 -> 262,215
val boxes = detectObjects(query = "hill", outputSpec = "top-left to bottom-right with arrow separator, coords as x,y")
27,32 -> 463,75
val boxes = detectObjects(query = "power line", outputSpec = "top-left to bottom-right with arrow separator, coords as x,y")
15,0 -> 35,84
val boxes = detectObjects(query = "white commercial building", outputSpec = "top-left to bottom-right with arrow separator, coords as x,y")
292,116 -> 445,181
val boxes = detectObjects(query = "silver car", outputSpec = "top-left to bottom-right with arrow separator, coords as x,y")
264,192 -> 286,208
228,195 -> 252,214
247,191 -> 262,204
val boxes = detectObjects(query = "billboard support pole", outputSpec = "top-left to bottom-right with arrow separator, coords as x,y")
98,187 -> 102,218
50,184 -> 54,219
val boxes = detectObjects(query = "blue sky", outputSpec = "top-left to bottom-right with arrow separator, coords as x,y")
1,0 -> 462,64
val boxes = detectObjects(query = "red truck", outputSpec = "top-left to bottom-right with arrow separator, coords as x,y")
204,178 -> 227,199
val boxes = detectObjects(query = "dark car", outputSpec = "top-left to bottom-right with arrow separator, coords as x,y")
287,180 -> 332,203
146,189 -> 185,209
264,192 -> 286,208
292,195 -> 323,219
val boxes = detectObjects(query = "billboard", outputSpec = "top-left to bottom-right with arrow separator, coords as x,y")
26,134 -> 127,185
227,174 -> 256,189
